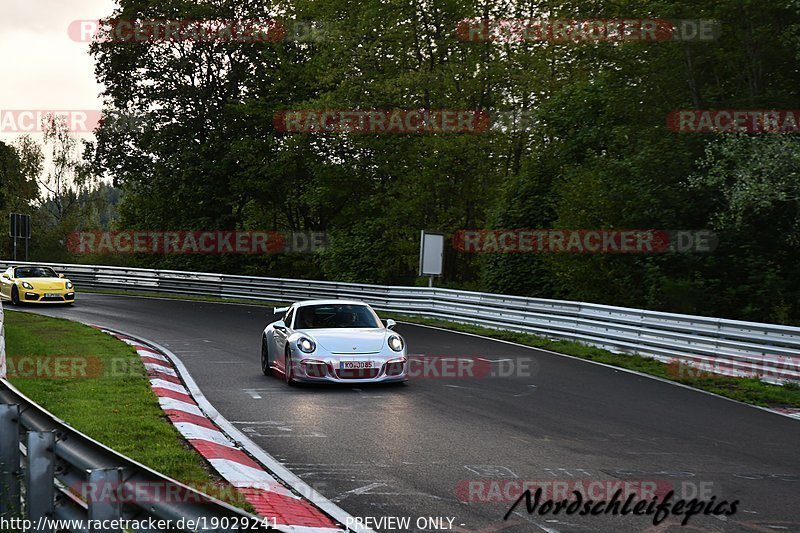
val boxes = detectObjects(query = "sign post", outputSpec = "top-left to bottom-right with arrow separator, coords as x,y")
0,300 -> 5,378
419,230 -> 444,287
9,213 -> 31,261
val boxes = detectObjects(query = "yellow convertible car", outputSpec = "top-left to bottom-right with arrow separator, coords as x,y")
0,265 -> 75,305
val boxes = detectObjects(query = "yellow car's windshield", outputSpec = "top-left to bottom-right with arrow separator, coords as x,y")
14,267 -> 58,278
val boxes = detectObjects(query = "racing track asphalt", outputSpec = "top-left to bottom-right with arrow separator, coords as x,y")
16,293 -> 800,532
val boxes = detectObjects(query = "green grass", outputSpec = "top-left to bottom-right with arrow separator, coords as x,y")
85,288 -> 800,408
3,311 -> 250,508
380,314 -> 800,409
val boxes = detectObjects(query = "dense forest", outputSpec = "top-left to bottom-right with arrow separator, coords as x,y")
2,0 -> 800,324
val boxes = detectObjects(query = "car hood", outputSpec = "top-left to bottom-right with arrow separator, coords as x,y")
18,277 -> 67,290
302,328 -> 388,354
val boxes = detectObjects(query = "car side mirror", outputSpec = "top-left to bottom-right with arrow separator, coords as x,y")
385,319 -> 396,330
274,320 -> 287,332
58,273 -> 64,278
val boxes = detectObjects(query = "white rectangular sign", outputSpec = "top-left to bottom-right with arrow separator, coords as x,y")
419,231 -> 444,276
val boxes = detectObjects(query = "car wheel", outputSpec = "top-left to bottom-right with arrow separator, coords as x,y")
10,286 -> 20,306
261,336 -> 272,376
284,347 -> 296,386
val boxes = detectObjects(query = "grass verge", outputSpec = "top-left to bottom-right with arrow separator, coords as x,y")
3,310 -> 251,509
83,288 -> 800,409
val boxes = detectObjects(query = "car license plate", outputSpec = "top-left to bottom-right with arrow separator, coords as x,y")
45,293 -> 60,298
340,361 -> 373,370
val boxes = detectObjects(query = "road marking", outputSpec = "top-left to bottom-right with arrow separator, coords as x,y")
232,420 -> 290,425
331,482 -> 387,503
513,512 -> 562,533
243,428 -> 328,438
256,433 -> 328,438
465,465 -> 518,478
544,468 -> 592,477
239,424 -> 327,438
514,384 -> 538,397
239,388 -> 282,399
350,388 -> 386,399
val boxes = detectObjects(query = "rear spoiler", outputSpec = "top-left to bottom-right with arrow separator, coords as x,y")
274,306 -> 289,315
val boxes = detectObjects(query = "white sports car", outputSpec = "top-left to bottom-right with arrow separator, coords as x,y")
261,299 -> 408,385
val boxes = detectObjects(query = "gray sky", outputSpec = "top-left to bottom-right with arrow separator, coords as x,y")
0,0 -> 115,145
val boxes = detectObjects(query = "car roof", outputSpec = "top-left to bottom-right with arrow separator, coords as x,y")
294,299 -> 369,308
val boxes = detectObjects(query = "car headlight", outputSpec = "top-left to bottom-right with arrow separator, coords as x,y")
297,337 -> 316,353
388,335 -> 404,352
65,281 -> 73,289
21,282 -> 33,289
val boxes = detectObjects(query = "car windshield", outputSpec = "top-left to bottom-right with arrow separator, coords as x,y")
14,267 -> 58,278
295,304 -> 379,329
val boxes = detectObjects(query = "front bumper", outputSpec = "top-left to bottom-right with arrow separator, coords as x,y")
22,290 -> 75,304
290,353 -> 408,383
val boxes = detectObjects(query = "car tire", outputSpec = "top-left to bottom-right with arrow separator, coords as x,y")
10,286 -> 20,306
261,336 -> 272,376
284,347 -> 296,386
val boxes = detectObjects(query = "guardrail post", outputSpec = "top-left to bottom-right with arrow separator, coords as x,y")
26,431 -> 55,532
87,468 -> 122,532
0,404 -> 21,517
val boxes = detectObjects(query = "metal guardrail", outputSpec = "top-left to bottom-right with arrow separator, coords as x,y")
1,260 -> 798,384
0,377 -> 276,532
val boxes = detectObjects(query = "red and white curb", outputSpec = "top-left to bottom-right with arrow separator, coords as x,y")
769,407 -> 800,420
96,326 -> 373,533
